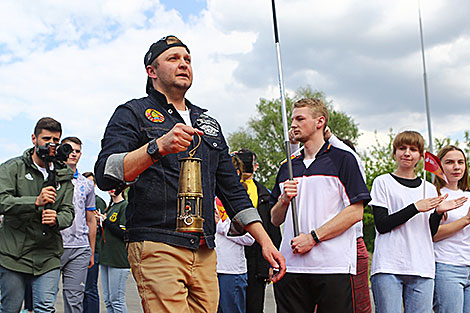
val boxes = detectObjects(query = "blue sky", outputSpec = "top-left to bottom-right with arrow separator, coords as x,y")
159,0 -> 206,20
1,0 -> 469,200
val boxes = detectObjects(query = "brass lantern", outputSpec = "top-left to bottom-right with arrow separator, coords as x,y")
176,133 -> 204,233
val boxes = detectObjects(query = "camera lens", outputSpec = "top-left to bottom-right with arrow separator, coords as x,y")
56,143 -> 73,161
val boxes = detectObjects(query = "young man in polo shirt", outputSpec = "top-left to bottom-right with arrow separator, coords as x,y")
271,98 -> 371,313
59,136 -> 97,313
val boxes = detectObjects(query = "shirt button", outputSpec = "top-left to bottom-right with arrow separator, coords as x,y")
212,142 -> 217,147
190,238 -> 195,244
168,109 -> 173,114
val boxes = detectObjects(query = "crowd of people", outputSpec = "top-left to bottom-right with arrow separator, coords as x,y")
0,34 -> 469,313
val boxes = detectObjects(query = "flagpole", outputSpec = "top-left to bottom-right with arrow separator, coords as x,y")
270,0 -> 299,237
423,152 -> 426,199
418,1 -> 433,154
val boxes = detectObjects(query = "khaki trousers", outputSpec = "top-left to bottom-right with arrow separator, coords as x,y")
128,241 -> 219,313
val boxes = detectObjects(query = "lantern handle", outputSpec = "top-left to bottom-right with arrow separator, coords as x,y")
188,132 -> 201,158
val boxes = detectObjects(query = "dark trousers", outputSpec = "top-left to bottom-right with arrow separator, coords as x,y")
246,271 -> 267,313
83,253 -> 99,313
24,282 -> 33,311
274,273 -> 355,313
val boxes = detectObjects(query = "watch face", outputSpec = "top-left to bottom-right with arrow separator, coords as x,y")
148,140 -> 157,155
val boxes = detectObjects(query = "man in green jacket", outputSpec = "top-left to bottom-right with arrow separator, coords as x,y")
0,117 -> 75,313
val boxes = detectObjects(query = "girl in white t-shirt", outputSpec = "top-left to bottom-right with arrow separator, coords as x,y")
369,131 -> 467,313
432,145 -> 470,313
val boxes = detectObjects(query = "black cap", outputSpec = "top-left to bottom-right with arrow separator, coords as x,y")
144,35 -> 190,94
144,35 -> 189,67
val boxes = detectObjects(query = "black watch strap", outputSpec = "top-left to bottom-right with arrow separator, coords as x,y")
310,230 -> 321,244
147,138 -> 163,163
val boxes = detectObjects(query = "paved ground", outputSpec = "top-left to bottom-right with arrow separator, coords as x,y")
54,274 -> 277,313
54,274 -> 372,312
55,272 -> 142,313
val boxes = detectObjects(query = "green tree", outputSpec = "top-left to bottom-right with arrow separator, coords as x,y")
434,130 -> 470,162
362,130 -> 397,191
228,86 -> 360,190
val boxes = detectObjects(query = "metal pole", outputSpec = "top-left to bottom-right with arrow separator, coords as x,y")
418,2 -> 433,153
271,0 -> 299,236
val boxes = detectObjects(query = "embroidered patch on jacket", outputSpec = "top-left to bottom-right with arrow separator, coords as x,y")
145,108 -> 165,123
195,113 -> 220,137
109,212 -> 118,222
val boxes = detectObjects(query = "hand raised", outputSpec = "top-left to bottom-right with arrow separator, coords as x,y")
415,194 -> 447,212
157,123 -> 204,155
437,196 -> 468,214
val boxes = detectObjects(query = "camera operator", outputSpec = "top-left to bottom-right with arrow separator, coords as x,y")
0,117 -> 75,313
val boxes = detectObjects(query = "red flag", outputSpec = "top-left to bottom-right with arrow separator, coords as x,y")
424,151 -> 448,183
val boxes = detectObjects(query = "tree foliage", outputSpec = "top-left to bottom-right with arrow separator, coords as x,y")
228,86 -> 360,190
361,130 -> 397,191
434,131 -> 470,161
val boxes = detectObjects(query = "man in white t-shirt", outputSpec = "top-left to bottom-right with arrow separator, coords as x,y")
271,98 -> 371,313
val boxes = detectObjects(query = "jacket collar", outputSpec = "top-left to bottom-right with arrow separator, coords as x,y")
147,86 -> 207,116
22,147 -> 36,169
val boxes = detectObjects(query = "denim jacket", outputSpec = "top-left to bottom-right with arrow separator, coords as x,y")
95,88 -> 260,250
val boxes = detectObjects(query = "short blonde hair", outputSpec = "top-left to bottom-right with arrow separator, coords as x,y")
392,131 -> 425,156
293,98 -> 329,129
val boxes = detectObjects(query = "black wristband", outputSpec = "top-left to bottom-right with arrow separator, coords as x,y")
310,230 -> 320,244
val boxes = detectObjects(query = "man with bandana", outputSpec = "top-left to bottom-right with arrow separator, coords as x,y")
95,35 -> 286,313
0,117 -> 75,313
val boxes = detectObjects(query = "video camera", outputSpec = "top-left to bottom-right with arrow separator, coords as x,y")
36,142 -> 73,163
36,142 -> 73,236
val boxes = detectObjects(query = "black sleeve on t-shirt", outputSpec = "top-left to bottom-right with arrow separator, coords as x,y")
103,219 -> 125,240
429,211 -> 444,236
372,204 -> 419,234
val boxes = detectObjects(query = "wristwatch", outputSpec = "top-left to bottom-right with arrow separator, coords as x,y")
147,138 -> 163,163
